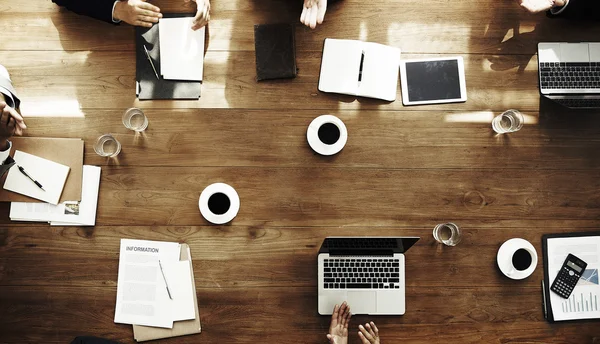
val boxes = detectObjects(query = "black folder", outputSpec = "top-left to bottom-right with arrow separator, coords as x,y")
135,14 -> 202,100
254,23 -> 297,81
541,231 -> 600,322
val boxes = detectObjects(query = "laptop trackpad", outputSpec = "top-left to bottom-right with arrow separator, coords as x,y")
347,291 -> 377,315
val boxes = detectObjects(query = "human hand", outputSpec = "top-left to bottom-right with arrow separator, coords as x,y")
185,0 -> 211,30
113,0 -> 162,28
358,322 -> 380,344
515,0 -> 566,13
0,102 -> 26,150
327,302 -> 351,344
300,0 -> 327,29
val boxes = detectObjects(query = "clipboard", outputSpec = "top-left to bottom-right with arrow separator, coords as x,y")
135,13 -> 202,100
133,243 -> 201,341
0,137 -> 84,203
541,231 -> 600,322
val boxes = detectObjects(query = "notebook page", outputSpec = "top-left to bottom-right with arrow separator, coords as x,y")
318,39 -> 363,96
358,42 -> 401,101
4,150 -> 70,205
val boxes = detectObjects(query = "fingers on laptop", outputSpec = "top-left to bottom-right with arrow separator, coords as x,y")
339,301 -> 351,327
358,322 -> 380,344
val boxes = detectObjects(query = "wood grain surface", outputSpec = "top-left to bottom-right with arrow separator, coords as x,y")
0,0 -> 599,343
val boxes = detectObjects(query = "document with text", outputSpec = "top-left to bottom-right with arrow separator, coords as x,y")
114,239 -> 181,328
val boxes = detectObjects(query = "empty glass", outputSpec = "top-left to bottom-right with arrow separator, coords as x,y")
94,134 -> 121,157
492,109 -> 524,134
433,223 -> 462,246
122,108 -> 148,132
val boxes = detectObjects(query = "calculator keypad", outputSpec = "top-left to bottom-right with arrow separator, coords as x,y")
550,266 -> 581,299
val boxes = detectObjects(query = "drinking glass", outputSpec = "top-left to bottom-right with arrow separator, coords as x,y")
94,134 -> 121,157
122,108 -> 148,132
433,223 -> 462,246
492,109 -> 524,134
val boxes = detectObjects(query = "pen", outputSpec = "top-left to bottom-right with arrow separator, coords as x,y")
17,165 -> 45,191
541,280 -> 547,319
143,45 -> 160,80
158,260 -> 173,300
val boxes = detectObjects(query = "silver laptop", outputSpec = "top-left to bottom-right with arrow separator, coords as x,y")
317,236 -> 419,315
538,43 -> 600,109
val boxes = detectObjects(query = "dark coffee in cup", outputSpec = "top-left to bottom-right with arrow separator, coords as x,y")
208,192 -> 230,215
318,123 -> 340,145
512,248 -> 532,271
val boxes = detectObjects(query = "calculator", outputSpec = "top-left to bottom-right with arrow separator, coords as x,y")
550,253 -> 587,299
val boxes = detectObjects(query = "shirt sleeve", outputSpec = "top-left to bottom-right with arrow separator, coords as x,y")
112,1 -> 122,23
52,0 -> 119,24
550,0 -> 570,15
0,140 -> 12,164
0,87 -> 16,109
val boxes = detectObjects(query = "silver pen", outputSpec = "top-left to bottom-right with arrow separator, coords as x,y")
143,45 -> 160,80
158,260 -> 173,300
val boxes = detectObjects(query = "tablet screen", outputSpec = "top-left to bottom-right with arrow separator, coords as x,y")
405,59 -> 462,102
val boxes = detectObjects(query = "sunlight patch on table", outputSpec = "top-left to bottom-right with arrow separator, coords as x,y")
445,111 -> 537,124
21,99 -> 84,118
387,22 -> 471,50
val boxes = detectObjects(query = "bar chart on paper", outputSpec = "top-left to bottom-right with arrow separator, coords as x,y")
561,291 -> 599,313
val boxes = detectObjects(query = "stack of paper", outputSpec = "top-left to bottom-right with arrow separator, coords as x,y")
9,165 -> 101,226
159,17 -> 205,81
114,239 -> 201,340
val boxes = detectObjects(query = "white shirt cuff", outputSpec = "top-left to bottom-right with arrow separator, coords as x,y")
0,140 -> 12,164
0,86 -> 16,109
112,0 -> 122,23
550,0 -> 570,15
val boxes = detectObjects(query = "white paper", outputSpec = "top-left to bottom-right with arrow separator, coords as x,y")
114,239 -> 181,328
4,150 -> 70,205
318,39 -> 363,96
161,260 -> 196,321
159,18 -> 205,81
318,39 -> 401,101
359,42 -> 401,102
547,236 -> 600,321
10,165 -> 101,226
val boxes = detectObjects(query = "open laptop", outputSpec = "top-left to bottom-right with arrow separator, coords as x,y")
538,43 -> 600,109
317,236 -> 419,315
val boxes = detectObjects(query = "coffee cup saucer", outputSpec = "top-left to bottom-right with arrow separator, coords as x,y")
307,115 -> 348,156
497,238 -> 538,280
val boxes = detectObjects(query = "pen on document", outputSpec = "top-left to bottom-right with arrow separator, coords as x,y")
358,50 -> 365,85
143,45 -> 160,80
17,165 -> 45,191
158,260 -> 173,300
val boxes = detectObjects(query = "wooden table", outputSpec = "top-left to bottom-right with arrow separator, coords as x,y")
1,1 -> 600,343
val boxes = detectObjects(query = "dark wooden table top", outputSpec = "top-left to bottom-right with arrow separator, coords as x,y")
1,0 -> 600,343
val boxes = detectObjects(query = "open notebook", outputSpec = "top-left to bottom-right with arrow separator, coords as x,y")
318,39 -> 401,101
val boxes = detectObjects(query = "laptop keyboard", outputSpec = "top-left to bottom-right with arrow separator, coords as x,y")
323,258 -> 401,289
539,62 -> 600,89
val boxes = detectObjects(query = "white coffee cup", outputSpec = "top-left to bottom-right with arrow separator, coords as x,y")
497,238 -> 538,280
307,114 -> 348,156
199,183 -> 240,224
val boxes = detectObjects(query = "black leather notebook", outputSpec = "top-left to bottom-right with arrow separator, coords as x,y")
254,23 -> 297,81
135,13 -> 202,100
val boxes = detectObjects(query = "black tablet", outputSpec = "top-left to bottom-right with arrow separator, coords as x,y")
400,57 -> 467,105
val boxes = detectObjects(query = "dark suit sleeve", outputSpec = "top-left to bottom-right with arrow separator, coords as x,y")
52,0 -> 118,24
548,0 -> 600,20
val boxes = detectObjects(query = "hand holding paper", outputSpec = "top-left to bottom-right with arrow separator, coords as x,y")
185,0 -> 211,30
